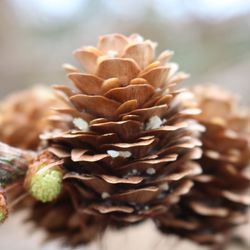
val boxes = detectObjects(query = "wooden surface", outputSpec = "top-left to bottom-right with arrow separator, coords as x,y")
0,211 -> 204,250
1,211 -> 249,250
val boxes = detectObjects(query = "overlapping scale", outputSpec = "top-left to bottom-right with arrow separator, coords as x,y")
0,86 -> 67,150
28,33 -> 202,245
155,85 -> 250,245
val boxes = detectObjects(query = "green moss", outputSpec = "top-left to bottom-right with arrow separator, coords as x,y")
29,168 -> 62,203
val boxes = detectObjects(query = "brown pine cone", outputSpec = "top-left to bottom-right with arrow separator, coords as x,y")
0,86 -> 67,204
0,86 -> 84,245
23,33 -> 202,246
0,86 -> 104,246
155,85 -> 250,245
0,86 -> 67,150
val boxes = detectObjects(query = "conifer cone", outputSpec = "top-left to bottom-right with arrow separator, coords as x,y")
155,85 -> 250,245
0,84 -> 105,246
25,151 -> 106,246
0,86 -> 72,231
0,86 -> 102,246
0,86 -> 66,150
26,33 -> 202,239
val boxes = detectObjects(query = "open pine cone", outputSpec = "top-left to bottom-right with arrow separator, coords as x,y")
0,86 -> 75,240
0,86 -> 66,150
23,33 -> 203,245
155,85 -> 250,245
0,84 -> 109,245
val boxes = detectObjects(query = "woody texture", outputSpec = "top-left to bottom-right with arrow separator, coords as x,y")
155,86 -> 250,245
0,86 -> 66,150
25,33 -> 202,245
0,34 -> 249,248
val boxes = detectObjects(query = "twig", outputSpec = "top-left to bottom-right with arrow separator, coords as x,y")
0,142 -> 35,186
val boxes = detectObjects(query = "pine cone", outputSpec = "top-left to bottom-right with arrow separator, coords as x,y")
0,85 -> 104,246
25,151 -> 106,245
155,85 -> 250,245
0,86 -> 66,150
0,86 -> 69,231
23,33 -> 202,246
0,85 -> 105,246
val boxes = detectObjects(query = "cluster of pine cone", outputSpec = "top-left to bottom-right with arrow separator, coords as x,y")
0,34 -> 249,248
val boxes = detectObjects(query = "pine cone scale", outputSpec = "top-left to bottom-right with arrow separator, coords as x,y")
155,86 -> 250,244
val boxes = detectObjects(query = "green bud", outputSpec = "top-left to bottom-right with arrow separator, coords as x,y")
0,209 -> 7,223
0,193 -> 8,223
29,167 -> 62,203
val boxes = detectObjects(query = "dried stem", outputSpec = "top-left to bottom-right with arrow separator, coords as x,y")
0,142 -> 35,187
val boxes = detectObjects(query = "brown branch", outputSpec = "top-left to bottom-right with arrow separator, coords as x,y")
0,142 -> 35,187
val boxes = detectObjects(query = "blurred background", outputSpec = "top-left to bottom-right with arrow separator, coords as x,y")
1,0 -> 250,102
1,0 -> 250,249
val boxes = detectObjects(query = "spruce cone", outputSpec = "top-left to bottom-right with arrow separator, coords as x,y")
0,86 -> 69,231
24,33 -> 202,246
0,86 -> 66,150
0,85 -> 103,245
0,85 -> 104,246
25,152 -> 106,246
155,85 -> 250,245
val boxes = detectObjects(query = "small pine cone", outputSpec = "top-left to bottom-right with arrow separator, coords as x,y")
0,86 -> 101,245
0,86 -> 67,150
0,86 -> 68,227
30,32 -> 202,244
25,151 -> 106,246
155,85 -> 250,245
